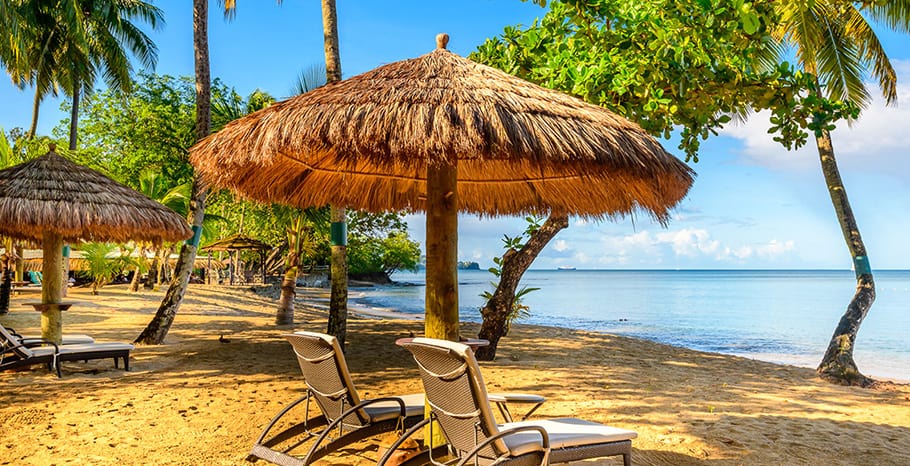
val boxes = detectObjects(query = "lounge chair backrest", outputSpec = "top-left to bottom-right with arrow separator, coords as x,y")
400,338 -> 507,459
0,324 -> 34,358
283,332 -> 369,427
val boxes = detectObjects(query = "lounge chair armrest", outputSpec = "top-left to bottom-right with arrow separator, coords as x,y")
304,396 -> 409,461
253,393 -> 313,445
488,392 -> 546,422
455,424 -> 550,466
351,396 -> 409,418
20,337 -> 57,348
377,417 -> 433,466
3,339 -> 59,353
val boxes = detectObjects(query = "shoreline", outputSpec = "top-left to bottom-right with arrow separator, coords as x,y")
2,284 -> 909,465
346,284 -> 910,385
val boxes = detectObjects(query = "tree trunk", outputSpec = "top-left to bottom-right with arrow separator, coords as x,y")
134,0 -> 210,345
27,85 -> 42,140
129,264 -> 142,292
276,262 -> 298,325
475,215 -> 569,361
328,206 -> 348,345
0,240 -> 13,314
144,254 -> 159,289
69,84 -> 80,150
321,0 -> 348,348
814,129 -> 875,387
276,218 -> 303,325
0,258 -> 11,314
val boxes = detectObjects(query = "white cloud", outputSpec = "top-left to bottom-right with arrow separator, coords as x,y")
552,239 -> 569,252
720,63 -> 910,177
655,229 -> 721,257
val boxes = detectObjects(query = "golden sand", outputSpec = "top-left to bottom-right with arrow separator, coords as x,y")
1,285 -> 908,465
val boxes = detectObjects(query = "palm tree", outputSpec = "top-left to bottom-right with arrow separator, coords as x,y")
79,243 -> 135,295
774,0 -> 910,386
63,0 -> 163,151
135,0 -> 211,344
320,0 -> 349,349
276,66 -> 327,325
1,1 -> 162,143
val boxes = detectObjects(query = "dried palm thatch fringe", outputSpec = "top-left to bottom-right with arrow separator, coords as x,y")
201,234 -> 272,252
190,35 -> 695,222
0,150 -> 192,244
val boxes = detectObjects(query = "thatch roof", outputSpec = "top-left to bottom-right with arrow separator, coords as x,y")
0,149 -> 192,244
190,35 -> 694,222
201,234 -> 272,252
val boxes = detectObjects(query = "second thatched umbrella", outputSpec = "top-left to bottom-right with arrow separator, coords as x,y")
0,145 -> 192,343
190,34 -> 695,341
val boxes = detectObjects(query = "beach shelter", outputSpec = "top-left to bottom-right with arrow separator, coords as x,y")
189,34 -> 695,341
200,234 -> 272,285
0,145 -> 192,343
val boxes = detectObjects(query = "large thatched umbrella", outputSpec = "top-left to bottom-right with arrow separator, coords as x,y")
190,34 -> 695,341
0,145 -> 192,343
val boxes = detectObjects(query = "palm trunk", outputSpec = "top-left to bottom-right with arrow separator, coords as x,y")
69,84 -> 80,150
475,215 -> 569,361
135,0 -> 210,345
277,217 -> 304,325
327,206 -> 348,344
0,239 -> 13,313
321,0 -> 348,348
814,129 -> 875,387
276,253 -> 299,325
27,84 -> 42,140
129,264 -> 142,292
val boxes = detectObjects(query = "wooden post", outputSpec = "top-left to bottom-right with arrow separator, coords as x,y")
424,161 -> 459,341
41,232 -> 64,344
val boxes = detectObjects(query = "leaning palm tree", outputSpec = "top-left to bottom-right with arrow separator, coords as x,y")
63,0 -> 163,151
135,0 -> 210,344
774,0 -> 910,386
319,0 -> 350,349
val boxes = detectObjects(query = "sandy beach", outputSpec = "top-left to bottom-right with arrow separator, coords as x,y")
2,284 -> 909,465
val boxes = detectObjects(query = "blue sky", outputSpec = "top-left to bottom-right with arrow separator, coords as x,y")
2,1 -> 908,270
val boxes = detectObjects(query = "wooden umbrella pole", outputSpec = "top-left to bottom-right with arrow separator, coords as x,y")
424,160 -> 459,341
41,231 -> 64,344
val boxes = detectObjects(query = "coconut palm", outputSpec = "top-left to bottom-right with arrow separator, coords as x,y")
0,1 -> 162,143
774,0 -> 910,386
135,0 -> 210,345
79,242 -> 135,295
276,66 -> 326,326
319,0 -> 349,348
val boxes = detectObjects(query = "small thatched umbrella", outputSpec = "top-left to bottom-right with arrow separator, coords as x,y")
190,34 -> 695,341
201,234 -> 272,284
0,145 -> 192,343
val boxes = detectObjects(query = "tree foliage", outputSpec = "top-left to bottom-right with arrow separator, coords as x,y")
473,0 -> 854,161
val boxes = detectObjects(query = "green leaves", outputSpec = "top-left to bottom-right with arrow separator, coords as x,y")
474,0 -> 862,162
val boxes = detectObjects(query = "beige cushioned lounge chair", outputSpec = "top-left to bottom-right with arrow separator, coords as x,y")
387,337 -> 637,466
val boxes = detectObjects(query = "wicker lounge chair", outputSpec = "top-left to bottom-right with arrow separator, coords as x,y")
0,325 -> 133,378
387,337 -> 637,466
250,332 -> 546,466
248,331 -> 427,466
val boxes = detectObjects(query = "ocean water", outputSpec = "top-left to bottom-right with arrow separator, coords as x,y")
349,269 -> 910,381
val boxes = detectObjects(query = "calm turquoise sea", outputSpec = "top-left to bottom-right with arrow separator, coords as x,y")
350,269 -> 910,381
